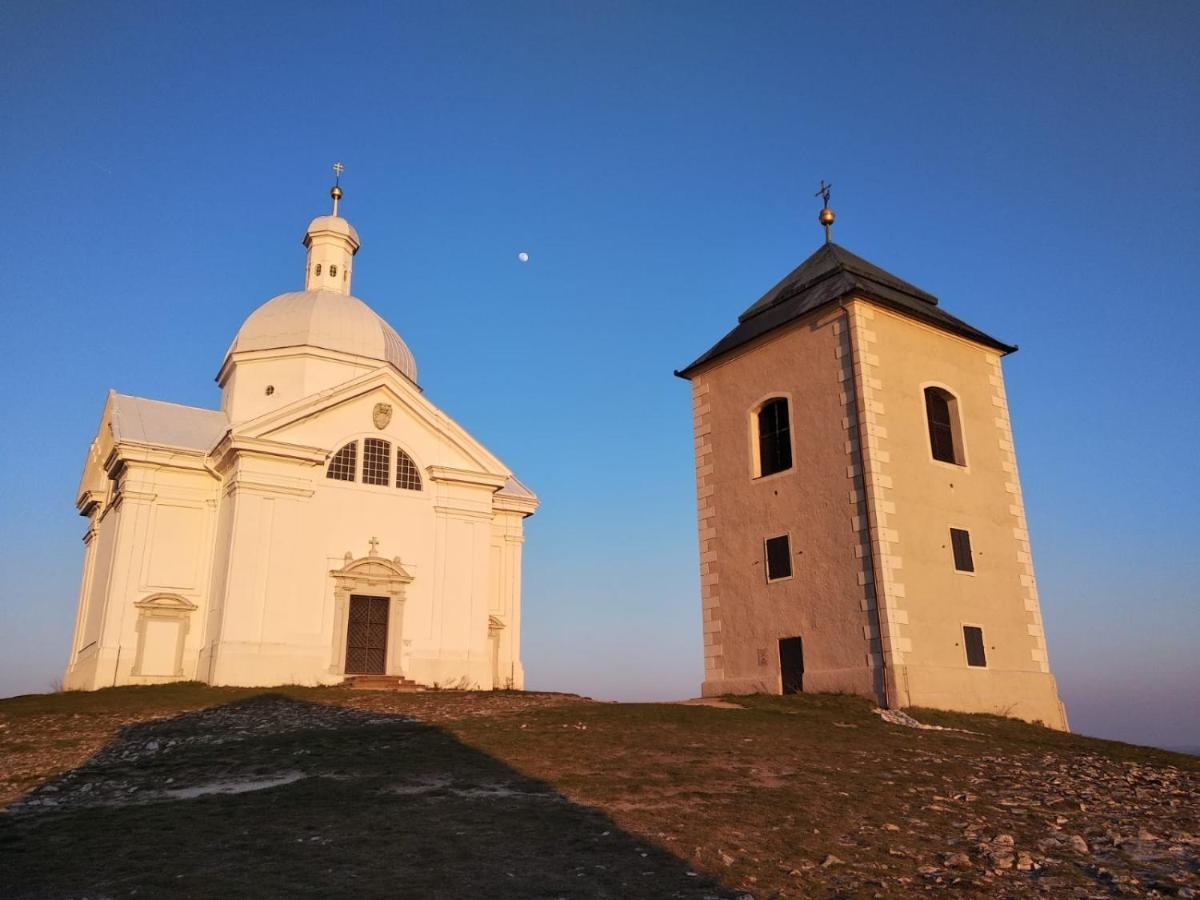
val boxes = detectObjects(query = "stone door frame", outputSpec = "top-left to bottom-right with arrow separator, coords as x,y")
329,550 -> 413,678
131,593 -> 198,678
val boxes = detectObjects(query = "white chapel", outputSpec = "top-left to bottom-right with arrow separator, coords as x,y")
64,176 -> 537,691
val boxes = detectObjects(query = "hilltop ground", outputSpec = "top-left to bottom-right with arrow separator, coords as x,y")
0,686 -> 1196,899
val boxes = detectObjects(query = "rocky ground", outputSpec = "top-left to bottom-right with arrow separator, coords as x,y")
0,685 -> 1196,898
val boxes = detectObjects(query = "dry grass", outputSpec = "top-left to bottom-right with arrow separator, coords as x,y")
1,686 -> 1196,898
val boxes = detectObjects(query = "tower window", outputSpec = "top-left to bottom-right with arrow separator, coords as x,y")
362,438 -> 391,486
314,263 -> 322,276
963,625 -> 987,667
765,534 -> 792,581
327,441 -> 357,481
330,264 -> 338,277
924,387 -> 964,465
950,528 -> 974,572
396,448 -> 422,491
755,398 -> 793,477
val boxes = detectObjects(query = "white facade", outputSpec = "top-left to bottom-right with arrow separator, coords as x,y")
64,200 -> 537,692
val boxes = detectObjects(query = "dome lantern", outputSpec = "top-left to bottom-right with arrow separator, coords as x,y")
304,162 -> 359,295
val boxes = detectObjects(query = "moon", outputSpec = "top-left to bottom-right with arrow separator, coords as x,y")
517,252 -> 529,263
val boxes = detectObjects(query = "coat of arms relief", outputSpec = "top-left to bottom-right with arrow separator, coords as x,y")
372,402 -> 392,430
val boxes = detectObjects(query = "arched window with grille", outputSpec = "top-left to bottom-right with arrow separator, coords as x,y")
327,441 -> 357,481
924,386 -> 964,465
396,448 -> 422,491
362,438 -> 391,486
755,397 -> 792,477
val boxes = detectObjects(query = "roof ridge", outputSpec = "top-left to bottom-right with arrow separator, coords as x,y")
113,392 -> 224,415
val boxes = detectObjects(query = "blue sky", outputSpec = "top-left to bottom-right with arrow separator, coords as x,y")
1,1 -> 1197,748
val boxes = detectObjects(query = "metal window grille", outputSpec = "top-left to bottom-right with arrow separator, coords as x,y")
950,528 -> 974,572
758,398 -> 792,476
765,534 -> 792,581
396,449 -> 422,491
963,626 -> 987,667
362,438 -> 391,486
925,388 -> 959,464
327,441 -> 357,481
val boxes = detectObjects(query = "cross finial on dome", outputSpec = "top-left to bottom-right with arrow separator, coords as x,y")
331,161 -> 345,216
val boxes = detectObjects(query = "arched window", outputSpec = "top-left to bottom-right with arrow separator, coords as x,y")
756,397 -> 792,477
924,387 -> 964,465
396,448 -> 422,491
362,438 -> 391,486
327,441 -> 357,481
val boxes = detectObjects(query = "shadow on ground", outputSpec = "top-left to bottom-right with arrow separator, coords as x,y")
0,694 -> 737,899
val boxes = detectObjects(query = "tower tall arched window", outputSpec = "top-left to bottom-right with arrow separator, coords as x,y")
755,398 -> 793,477
396,448 -> 422,491
924,387 -> 964,465
327,441 -> 357,481
362,438 -> 391,486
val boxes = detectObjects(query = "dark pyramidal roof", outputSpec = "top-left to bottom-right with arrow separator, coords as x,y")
676,242 -> 1016,378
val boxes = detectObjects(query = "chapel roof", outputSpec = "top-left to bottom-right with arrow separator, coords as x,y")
675,242 -> 1016,378
109,392 -> 229,452
224,290 -> 418,383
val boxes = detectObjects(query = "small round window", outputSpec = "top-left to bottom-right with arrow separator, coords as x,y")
265,385 -> 275,396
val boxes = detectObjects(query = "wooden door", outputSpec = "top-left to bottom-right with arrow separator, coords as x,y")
779,637 -> 804,694
346,595 -> 389,675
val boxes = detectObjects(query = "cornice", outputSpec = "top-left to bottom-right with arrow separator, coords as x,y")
493,495 -> 539,517
427,466 -> 508,490
222,473 -> 316,499
210,434 -> 328,471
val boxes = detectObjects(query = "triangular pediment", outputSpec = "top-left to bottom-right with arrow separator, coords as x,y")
232,367 -> 509,477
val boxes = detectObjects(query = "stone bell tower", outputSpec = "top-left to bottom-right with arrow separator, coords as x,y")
675,187 -> 1068,730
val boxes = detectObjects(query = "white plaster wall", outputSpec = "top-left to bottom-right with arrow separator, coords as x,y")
204,381 -> 525,690
65,460 -> 220,690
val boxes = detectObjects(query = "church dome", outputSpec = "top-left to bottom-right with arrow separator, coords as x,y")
226,290 -> 417,382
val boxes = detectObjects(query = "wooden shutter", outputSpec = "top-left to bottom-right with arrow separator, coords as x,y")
963,626 -> 987,667
925,389 -> 957,464
950,528 -> 974,572
758,399 -> 793,476
765,534 -> 792,581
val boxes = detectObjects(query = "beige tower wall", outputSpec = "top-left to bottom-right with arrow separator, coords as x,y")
692,308 -> 881,699
686,296 -> 1066,731
848,301 -> 1066,729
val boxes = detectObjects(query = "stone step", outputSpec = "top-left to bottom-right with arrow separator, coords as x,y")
342,674 -> 424,692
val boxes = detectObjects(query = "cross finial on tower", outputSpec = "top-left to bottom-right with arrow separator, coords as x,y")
330,161 -> 345,216
815,180 -> 835,244
368,536 -> 380,556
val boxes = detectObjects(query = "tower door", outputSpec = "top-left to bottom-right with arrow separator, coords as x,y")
345,595 -> 389,675
779,637 -> 804,694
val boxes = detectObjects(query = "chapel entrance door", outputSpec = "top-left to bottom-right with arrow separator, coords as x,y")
779,636 -> 804,694
345,595 -> 389,675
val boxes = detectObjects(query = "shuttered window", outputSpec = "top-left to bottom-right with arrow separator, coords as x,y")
963,626 -> 987,667
757,398 -> 792,477
765,534 -> 792,581
950,528 -> 974,572
327,441 -> 357,481
925,388 -> 959,464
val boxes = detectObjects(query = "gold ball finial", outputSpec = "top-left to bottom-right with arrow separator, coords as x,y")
814,180 -> 835,243
331,185 -> 344,201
